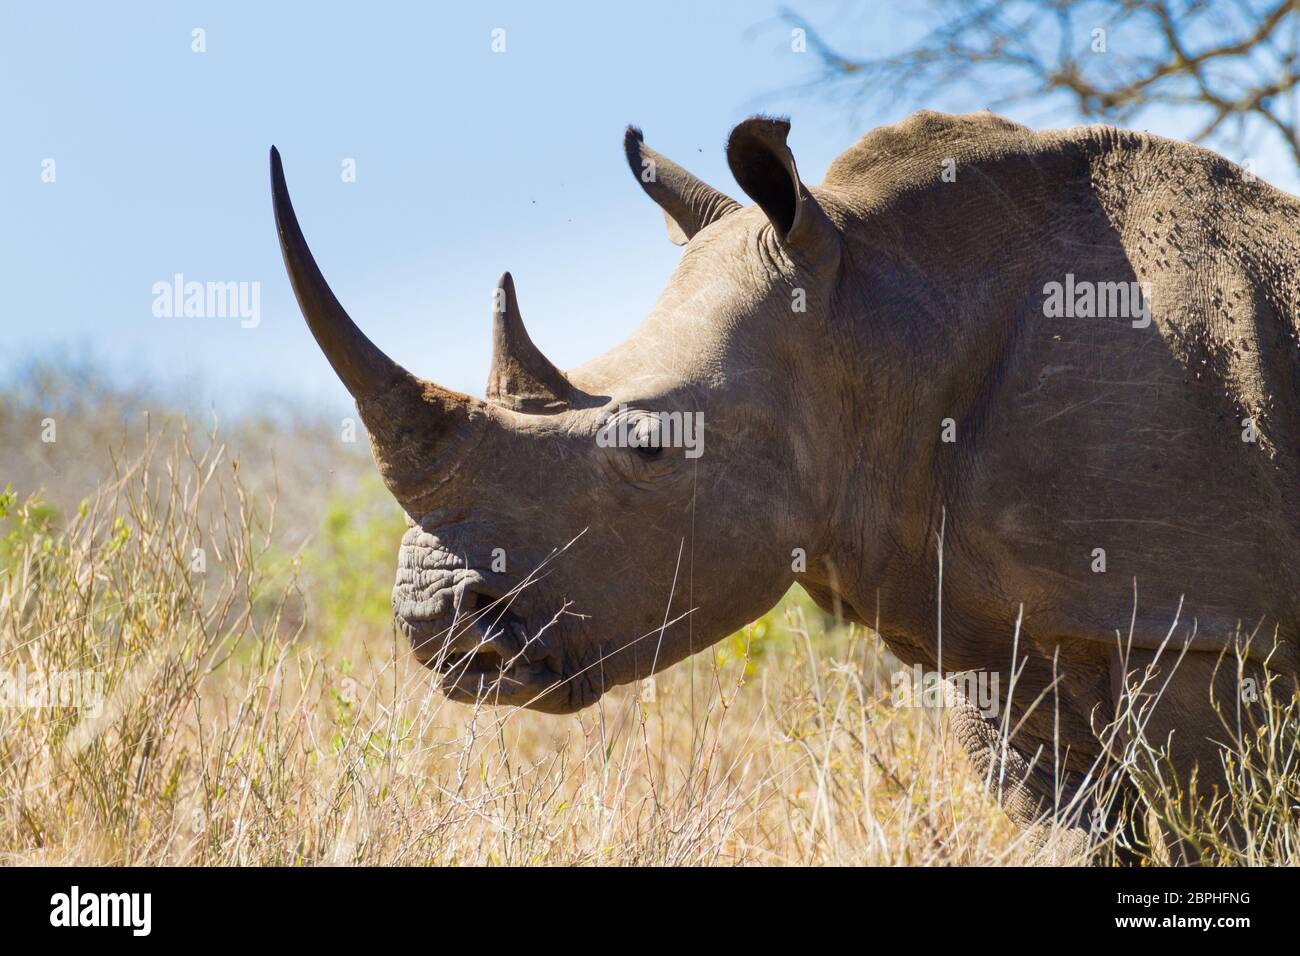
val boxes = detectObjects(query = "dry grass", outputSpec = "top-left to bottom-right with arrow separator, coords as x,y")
1,407 -> 1296,866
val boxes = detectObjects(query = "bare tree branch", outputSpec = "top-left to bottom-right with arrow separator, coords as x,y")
783,0 -> 1300,165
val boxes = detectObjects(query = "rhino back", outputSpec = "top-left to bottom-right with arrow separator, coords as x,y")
820,111 -> 1300,667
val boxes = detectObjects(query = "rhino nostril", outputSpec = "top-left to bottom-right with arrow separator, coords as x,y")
440,584 -> 497,625
394,573 -> 532,674
465,583 -> 519,621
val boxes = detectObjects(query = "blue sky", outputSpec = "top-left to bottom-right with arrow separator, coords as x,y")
4,1 -> 1297,421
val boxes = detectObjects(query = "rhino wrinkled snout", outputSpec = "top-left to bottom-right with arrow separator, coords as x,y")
390,527 -> 536,674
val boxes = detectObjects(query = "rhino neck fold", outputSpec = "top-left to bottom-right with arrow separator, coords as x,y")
812,140 -> 1077,649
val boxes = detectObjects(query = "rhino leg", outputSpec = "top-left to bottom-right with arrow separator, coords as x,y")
947,687 -> 1145,863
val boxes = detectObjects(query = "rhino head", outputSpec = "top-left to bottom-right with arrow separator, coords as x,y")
271,117 -> 846,713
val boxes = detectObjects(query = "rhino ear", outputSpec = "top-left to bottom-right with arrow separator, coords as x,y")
624,126 -> 741,245
725,116 -> 838,264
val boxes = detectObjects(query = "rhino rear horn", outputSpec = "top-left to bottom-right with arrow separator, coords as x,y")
624,126 -> 740,245
725,117 -> 839,265
487,272 -> 574,411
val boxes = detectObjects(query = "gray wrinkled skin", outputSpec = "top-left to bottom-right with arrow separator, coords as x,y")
274,111 -> 1299,850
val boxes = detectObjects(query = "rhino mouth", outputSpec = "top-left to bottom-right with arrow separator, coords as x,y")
397,596 -> 565,706
439,608 -> 527,674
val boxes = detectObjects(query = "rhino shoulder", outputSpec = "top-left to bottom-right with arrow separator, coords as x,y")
823,110 -> 1039,194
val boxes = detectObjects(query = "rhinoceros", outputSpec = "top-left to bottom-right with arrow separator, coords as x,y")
271,110 -> 1299,857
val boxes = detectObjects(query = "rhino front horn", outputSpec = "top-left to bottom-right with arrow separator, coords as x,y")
487,272 -> 574,412
270,146 -> 409,400
271,146 -> 483,503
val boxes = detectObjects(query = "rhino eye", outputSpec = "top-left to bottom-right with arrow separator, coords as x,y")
631,418 -> 663,458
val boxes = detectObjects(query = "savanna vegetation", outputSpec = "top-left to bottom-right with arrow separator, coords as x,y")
1,368 -> 1296,865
